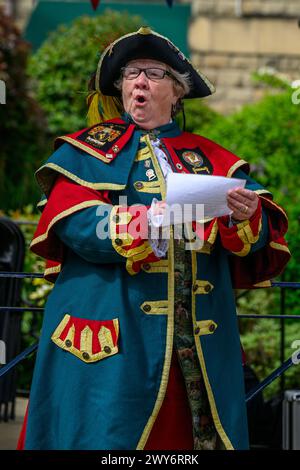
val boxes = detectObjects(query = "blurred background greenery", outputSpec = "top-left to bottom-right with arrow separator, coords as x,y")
1,8 -> 299,401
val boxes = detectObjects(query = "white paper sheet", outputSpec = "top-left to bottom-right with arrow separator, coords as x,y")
161,173 -> 246,226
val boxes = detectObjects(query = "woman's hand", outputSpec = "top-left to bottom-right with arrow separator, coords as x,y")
151,200 -> 166,217
227,188 -> 259,222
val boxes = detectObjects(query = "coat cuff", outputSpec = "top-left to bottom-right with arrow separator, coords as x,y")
110,205 -> 160,275
217,199 -> 262,256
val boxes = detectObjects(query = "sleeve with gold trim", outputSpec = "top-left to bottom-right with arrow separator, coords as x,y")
224,169 -> 290,288
30,175 -> 160,281
191,168 -> 290,288
229,193 -> 290,288
217,198 -> 265,257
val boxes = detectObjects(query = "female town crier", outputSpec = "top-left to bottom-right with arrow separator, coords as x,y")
18,27 -> 290,450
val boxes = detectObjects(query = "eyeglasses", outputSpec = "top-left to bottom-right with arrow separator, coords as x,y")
122,67 -> 175,81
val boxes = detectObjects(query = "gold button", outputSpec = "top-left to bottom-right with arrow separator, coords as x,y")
143,263 -> 151,271
115,238 -> 123,246
204,284 -> 211,293
143,304 -> 151,313
135,182 -> 144,190
113,215 -> 120,223
65,340 -> 72,348
176,163 -> 182,170
192,284 -> 198,292
112,145 -> 119,153
82,352 -> 90,360
104,346 -> 111,354
194,326 -> 200,335
209,324 -> 215,333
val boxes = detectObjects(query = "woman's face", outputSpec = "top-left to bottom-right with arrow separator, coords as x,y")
121,59 -> 180,130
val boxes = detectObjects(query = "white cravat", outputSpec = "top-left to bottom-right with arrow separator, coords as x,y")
150,137 -> 173,179
147,137 -> 172,257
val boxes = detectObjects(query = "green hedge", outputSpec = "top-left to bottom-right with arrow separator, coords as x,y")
193,89 -> 300,398
27,10 -> 144,136
0,8 -> 48,211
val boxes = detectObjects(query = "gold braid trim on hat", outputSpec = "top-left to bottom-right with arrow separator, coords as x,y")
88,27 -> 215,126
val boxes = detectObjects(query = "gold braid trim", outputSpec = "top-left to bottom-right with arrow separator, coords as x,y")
51,315 -> 119,363
136,231 -> 175,449
110,205 -> 158,276
269,241 -> 291,254
36,163 -> 126,196
140,300 -> 169,315
30,200 -> 108,249
44,264 -> 61,278
141,259 -> 169,273
57,136 -> 115,163
231,215 -> 262,257
191,251 -> 234,449
226,160 -> 249,178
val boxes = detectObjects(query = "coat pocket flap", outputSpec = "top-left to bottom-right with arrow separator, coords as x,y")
51,314 -> 119,362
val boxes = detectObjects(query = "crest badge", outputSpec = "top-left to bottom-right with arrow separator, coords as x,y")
86,125 -> 121,148
174,147 -> 213,175
182,151 -> 203,167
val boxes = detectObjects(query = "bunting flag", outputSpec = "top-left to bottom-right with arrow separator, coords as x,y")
89,0 -> 173,9
90,0 -> 100,10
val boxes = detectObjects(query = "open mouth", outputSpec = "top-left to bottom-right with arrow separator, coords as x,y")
135,95 -> 146,104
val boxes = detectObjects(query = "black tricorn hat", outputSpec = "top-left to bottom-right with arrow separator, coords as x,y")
95,27 -> 215,99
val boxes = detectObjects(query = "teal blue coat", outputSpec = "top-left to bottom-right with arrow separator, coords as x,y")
25,119 -> 289,450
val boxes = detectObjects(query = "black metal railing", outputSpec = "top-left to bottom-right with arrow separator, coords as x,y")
1,272 -> 300,400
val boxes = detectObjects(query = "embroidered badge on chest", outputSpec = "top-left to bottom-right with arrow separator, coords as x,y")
174,148 -> 213,174
86,126 -> 121,147
77,123 -> 128,152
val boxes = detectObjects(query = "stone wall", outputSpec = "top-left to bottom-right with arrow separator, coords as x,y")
191,0 -> 300,18
0,0 -> 36,30
189,0 -> 300,113
1,0 -> 300,113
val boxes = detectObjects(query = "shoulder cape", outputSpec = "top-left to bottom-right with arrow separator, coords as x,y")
31,118 -> 290,287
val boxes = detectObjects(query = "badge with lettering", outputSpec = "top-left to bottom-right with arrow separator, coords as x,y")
86,125 -> 121,147
76,122 -> 129,153
174,147 -> 213,174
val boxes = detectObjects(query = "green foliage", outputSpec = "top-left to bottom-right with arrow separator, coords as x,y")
28,10 -> 144,136
196,90 -> 300,282
177,98 -> 223,133
190,90 -> 300,397
0,8 -> 48,211
240,318 -> 300,400
251,70 -> 291,91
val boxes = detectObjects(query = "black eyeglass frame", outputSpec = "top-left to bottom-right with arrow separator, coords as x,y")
121,66 -> 177,81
